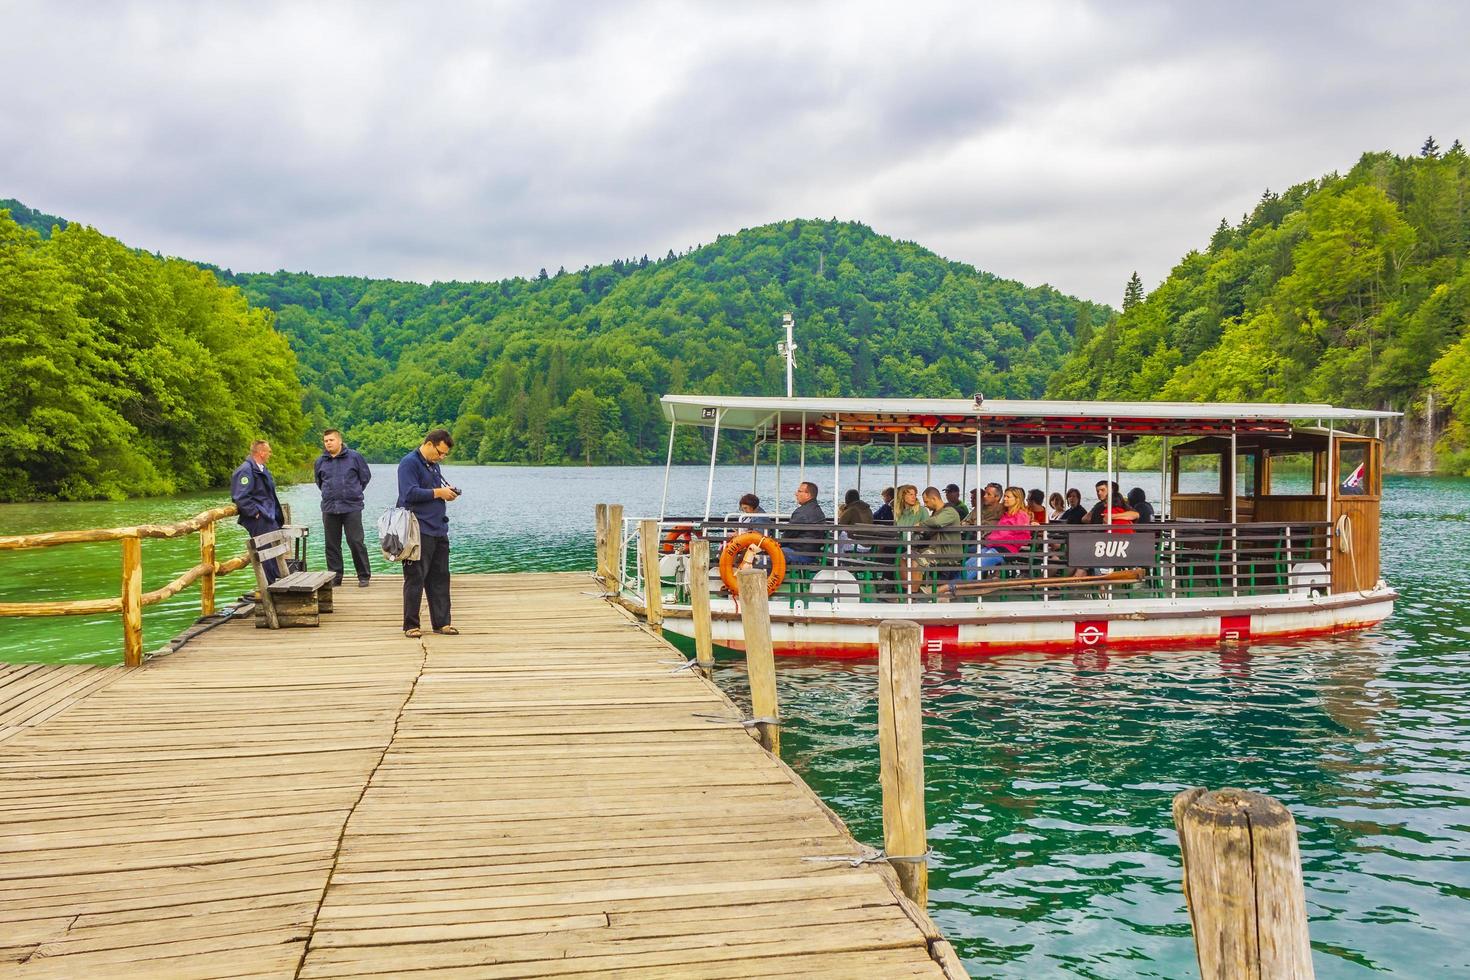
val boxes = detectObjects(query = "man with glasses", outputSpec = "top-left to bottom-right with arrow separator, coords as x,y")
397,429 -> 460,638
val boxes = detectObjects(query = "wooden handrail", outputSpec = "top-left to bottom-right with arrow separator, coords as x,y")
0,504 -> 251,667
0,505 -> 239,551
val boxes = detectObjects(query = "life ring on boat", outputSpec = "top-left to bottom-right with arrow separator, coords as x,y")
719,532 -> 786,595
660,525 -> 699,555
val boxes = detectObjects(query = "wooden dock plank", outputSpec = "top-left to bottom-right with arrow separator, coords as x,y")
0,572 -> 963,978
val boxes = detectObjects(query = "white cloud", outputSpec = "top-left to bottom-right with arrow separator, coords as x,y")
3,0 -> 1467,304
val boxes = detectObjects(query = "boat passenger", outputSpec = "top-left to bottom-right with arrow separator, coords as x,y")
1059,488 -> 1087,524
1048,491 -> 1066,522
944,484 -> 970,520
906,487 -> 963,591
893,485 -> 924,527
1027,489 -> 1048,524
1082,481 -> 1121,524
981,483 -> 1004,525
781,481 -> 828,566
737,493 -> 774,526
872,487 -> 896,524
838,489 -> 874,526
1126,487 -> 1155,523
964,487 -> 1033,579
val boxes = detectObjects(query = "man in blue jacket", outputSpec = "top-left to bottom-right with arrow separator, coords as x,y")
315,428 -> 373,588
231,439 -> 284,584
398,428 -> 459,638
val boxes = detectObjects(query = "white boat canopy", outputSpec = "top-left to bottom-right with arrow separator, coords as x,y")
661,395 -> 1397,444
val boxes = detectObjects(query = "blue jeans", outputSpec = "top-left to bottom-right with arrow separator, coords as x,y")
963,548 -> 1007,581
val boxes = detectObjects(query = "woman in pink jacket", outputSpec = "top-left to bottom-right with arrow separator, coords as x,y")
964,486 -> 1033,579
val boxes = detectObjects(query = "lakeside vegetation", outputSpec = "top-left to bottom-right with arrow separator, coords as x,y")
1049,141 -> 1470,472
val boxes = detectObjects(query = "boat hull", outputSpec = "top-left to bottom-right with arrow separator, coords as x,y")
652,586 -> 1396,659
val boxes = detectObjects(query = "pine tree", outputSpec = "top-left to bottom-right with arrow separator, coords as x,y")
1123,271 -> 1144,311
1209,218 -> 1233,253
1421,135 -> 1441,158
1449,139 -> 1466,158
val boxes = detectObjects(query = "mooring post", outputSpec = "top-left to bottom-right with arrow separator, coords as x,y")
121,534 -> 143,668
735,567 -> 779,755
638,519 -> 663,633
605,504 -> 624,594
594,503 -> 609,583
689,537 -> 715,678
1173,787 -> 1314,980
199,520 -> 217,617
878,620 -> 927,906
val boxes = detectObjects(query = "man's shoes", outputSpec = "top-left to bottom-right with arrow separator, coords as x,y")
332,576 -> 344,587
358,577 -> 371,588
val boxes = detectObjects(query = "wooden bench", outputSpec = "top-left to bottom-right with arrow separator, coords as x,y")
247,527 -> 337,629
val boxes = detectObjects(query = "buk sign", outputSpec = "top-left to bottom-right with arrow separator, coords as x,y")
1066,531 -> 1157,568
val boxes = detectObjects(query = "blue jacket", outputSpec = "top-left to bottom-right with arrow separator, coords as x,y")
231,458 -> 282,527
397,449 -> 449,537
314,447 -> 371,514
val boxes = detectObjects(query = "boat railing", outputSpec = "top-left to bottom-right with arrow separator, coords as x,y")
624,517 -> 1335,607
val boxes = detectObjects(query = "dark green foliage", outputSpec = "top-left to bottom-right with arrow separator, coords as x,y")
0,210 -> 307,501
223,219 -> 1108,464
0,199 -> 68,239
1048,147 -> 1470,473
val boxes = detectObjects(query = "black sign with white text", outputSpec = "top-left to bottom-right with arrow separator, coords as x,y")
1065,531 -> 1157,568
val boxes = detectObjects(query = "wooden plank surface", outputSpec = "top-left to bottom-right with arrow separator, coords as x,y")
0,572 -> 963,978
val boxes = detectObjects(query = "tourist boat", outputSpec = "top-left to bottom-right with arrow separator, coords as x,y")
614,395 -> 1396,658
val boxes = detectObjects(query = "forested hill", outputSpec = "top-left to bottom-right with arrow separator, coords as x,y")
222,220 -> 1111,464
0,199 -> 68,239
1048,141 -> 1470,473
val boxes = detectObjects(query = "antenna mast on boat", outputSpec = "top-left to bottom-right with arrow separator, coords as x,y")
778,312 -> 797,397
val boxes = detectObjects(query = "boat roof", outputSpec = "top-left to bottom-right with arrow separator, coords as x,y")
661,395 -> 1397,444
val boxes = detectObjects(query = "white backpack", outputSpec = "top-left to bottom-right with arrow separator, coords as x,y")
377,507 -> 421,562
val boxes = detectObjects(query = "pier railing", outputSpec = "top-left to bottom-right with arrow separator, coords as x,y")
619,516 -> 1336,607
0,505 -> 248,667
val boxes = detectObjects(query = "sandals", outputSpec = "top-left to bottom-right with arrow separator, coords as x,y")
434,625 -> 460,635
403,628 -> 422,638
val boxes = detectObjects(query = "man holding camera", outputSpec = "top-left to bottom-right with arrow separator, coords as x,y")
397,429 -> 460,638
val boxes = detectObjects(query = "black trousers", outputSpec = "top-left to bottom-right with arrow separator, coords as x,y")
403,534 -> 451,631
322,510 -> 372,584
240,515 -> 284,584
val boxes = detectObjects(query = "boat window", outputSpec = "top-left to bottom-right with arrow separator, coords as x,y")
1265,451 -> 1315,495
1174,452 -> 1222,495
1235,453 -> 1257,499
1336,441 -> 1374,496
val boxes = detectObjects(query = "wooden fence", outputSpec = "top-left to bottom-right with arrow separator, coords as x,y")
0,504 -> 249,667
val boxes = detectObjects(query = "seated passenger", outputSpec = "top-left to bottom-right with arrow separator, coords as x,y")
1082,480 -> 1120,524
1126,487 -> 1155,523
1048,491 -> 1066,522
1027,488 -> 1048,524
838,489 -> 874,526
872,486 -> 896,524
905,487 -> 963,592
781,481 -> 828,566
1059,488 -> 1087,523
737,493 -> 773,525
965,486 -> 1033,578
944,483 -> 970,520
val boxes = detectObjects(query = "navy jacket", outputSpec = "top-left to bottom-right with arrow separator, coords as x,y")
231,458 -> 283,527
397,449 -> 449,537
314,447 -> 372,514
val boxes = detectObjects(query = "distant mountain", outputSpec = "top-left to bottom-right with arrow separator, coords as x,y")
1048,141 -> 1470,474
220,220 -> 1111,463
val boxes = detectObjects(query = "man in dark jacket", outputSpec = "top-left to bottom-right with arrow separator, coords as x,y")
231,439 -> 284,584
315,428 -> 373,588
398,429 -> 459,637
781,481 -> 828,565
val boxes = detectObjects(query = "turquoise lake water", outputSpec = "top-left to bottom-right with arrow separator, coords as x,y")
2,463 -> 1467,976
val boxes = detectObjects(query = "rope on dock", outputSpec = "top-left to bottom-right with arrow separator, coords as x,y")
804,844 -> 932,868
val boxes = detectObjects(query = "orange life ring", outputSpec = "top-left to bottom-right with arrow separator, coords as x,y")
660,525 -> 699,554
719,531 -> 787,595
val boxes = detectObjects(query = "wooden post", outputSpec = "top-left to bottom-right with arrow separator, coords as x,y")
121,535 -> 143,668
736,567 -> 779,755
606,504 -> 624,594
878,620 -> 927,906
638,519 -> 663,633
594,503 -> 609,584
1173,787 -> 1314,980
199,521 -> 217,617
689,537 -> 714,678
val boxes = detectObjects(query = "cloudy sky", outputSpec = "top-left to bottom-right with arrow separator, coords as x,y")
3,1 -> 1467,305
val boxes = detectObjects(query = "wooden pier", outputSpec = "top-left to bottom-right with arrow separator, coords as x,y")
0,572 -> 965,978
